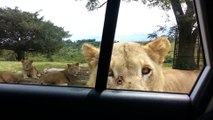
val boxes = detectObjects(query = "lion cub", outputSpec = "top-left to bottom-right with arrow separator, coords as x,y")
21,59 -> 40,79
39,63 -> 80,86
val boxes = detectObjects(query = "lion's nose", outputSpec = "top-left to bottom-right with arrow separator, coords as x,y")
116,76 -> 124,85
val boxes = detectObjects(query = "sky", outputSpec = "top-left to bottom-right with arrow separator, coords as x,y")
0,0 -> 176,42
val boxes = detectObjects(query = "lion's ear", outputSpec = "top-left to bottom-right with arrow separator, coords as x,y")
30,60 -> 33,63
21,59 -> 24,63
75,62 -> 79,66
82,43 -> 99,69
144,37 -> 171,64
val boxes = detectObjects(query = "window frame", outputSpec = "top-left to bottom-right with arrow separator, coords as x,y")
190,0 -> 213,117
0,0 -> 212,119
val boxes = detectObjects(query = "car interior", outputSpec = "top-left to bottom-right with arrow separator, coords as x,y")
0,0 -> 213,120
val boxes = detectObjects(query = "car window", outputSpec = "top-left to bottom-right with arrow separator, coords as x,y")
0,0 -> 106,87
81,0 -> 205,94
0,0 -> 205,95
107,1 -> 204,93
0,1 -> 212,119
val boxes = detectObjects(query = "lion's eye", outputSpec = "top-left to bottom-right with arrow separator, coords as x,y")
108,69 -> 114,77
142,67 -> 151,75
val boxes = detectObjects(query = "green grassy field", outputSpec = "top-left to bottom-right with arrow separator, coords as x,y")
0,61 -> 88,72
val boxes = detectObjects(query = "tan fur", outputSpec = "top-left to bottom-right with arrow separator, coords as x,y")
0,71 -> 24,83
82,37 -> 201,93
39,63 -> 80,86
163,69 -> 200,93
82,37 -> 171,91
21,59 -> 40,79
43,68 -> 65,74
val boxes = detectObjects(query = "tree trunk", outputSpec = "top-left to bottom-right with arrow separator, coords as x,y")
170,0 -> 197,70
15,50 -> 25,61
173,22 -> 197,69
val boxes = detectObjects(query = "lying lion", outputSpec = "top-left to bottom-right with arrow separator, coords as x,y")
21,59 -> 40,79
39,63 -> 80,86
0,71 -> 26,83
43,68 -> 65,74
82,37 -> 200,93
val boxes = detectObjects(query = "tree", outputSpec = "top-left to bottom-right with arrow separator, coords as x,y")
0,7 -> 70,61
86,0 -> 199,70
169,0 -> 199,69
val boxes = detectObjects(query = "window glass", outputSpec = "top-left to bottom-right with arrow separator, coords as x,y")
0,0 -> 204,94
0,0 -> 106,87
103,1 -> 203,93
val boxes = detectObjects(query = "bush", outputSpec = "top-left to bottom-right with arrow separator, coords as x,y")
0,50 -> 17,61
26,53 -> 49,62
164,51 -> 173,63
53,45 -> 85,63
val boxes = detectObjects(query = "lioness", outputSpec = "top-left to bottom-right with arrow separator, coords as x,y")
0,71 -> 24,83
82,37 -> 200,93
39,63 -> 80,86
82,37 -> 171,91
21,59 -> 40,79
163,69 -> 200,93
43,68 -> 65,74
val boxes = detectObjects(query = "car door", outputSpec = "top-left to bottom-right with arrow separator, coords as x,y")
0,0 -> 212,120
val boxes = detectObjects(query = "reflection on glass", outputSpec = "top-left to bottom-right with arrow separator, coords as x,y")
0,0 -> 106,87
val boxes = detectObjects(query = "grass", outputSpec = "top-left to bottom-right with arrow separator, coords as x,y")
0,61 -> 23,72
0,61 -> 88,72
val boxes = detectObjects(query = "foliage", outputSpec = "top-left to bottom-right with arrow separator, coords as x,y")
0,7 -> 70,60
0,50 -> 17,61
147,25 -> 178,40
164,51 -> 173,63
86,0 -> 170,11
54,45 -> 84,63
53,39 -> 100,63
86,0 -> 108,11
0,39 -> 101,63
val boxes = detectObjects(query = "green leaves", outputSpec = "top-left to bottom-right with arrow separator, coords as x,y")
0,7 -> 70,60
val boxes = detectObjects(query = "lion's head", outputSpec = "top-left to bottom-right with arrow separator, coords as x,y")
21,59 -> 34,71
67,62 -> 80,77
82,37 -> 171,91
